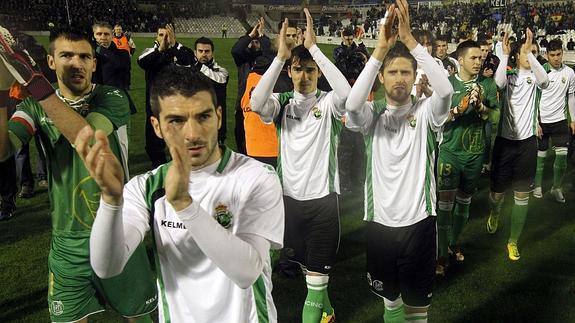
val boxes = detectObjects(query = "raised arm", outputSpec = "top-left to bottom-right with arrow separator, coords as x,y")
396,0 -> 452,126
0,39 -> 91,145
494,32 -> 511,89
303,8 -> 350,112
250,18 -> 292,123
523,28 -> 549,89
345,4 -> 397,128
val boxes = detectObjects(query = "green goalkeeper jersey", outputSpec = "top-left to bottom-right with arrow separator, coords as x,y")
8,85 -> 129,237
439,74 -> 500,155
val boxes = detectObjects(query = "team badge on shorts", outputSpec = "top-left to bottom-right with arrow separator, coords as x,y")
50,300 -> 64,316
312,106 -> 322,119
214,204 -> 232,229
372,280 -> 384,292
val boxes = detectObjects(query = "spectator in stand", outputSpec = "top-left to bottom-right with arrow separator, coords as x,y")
568,38 -> 575,51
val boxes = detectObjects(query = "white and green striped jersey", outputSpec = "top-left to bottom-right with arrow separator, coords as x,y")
122,148 -> 283,322
345,45 -> 453,227
495,54 -> 549,140
350,97 -> 442,227
272,90 -> 344,200
540,63 -> 575,123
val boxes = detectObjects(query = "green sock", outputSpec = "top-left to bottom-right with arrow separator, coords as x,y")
132,314 -> 153,323
450,196 -> 471,246
534,151 -> 546,187
322,287 -> 333,316
553,149 -> 567,188
489,194 -> 504,217
509,196 -> 529,243
303,275 -> 327,323
383,304 -> 405,323
437,201 -> 453,258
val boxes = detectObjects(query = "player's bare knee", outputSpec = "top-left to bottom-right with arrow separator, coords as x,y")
404,304 -> 429,314
438,190 -> 456,202
383,296 -> 404,310
514,191 -> 530,199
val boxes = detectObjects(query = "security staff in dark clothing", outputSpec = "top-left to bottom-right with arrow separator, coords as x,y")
137,23 -> 195,168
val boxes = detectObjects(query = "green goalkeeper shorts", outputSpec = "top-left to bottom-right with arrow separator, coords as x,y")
48,235 -> 157,322
437,150 -> 483,195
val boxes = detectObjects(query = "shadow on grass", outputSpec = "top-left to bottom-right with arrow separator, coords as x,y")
0,200 -> 51,246
0,288 -> 47,322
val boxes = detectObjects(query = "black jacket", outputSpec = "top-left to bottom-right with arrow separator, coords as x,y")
137,42 -> 195,114
94,41 -> 131,90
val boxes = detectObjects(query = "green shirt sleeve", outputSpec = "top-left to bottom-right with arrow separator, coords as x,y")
91,86 -> 130,130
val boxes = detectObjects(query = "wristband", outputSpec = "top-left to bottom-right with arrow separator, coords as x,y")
26,74 -> 54,101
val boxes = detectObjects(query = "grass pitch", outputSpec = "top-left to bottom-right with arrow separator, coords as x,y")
0,37 -> 574,322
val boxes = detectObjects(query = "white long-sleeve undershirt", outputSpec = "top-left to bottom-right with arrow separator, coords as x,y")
346,44 -> 452,128
495,53 -> 549,89
250,44 -> 351,123
90,199 -> 270,289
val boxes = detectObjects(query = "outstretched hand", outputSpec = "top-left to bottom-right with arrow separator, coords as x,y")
277,18 -> 291,61
395,0 -> 417,50
502,32 -> 511,55
520,28 -> 534,57
303,8 -> 316,49
163,123 -> 193,211
75,126 -> 124,205
372,3 -> 397,61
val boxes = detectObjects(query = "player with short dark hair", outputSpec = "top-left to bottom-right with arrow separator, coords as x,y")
250,9 -> 351,323
533,38 -> 575,203
487,29 -> 549,261
80,65 -> 284,322
435,40 -> 500,275
0,26 -> 157,322
345,1 -> 453,321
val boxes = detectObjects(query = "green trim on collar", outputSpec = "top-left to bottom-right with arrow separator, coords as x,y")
216,145 -> 232,174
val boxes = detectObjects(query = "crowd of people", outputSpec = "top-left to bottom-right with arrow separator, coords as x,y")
0,0 -> 574,322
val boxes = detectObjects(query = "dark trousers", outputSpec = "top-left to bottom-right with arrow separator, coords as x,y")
16,134 -> 47,187
0,156 -> 17,212
144,111 -> 167,169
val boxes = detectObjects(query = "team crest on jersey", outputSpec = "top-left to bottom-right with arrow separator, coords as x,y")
106,89 -> 124,98
312,106 -> 322,119
562,76 -> 567,83
407,114 -> 417,128
526,77 -> 533,84
51,300 -> 64,316
214,204 -> 232,229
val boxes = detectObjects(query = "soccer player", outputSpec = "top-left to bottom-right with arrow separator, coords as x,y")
487,29 -> 549,261
345,1 -> 452,321
78,66 -> 284,322
0,27 -> 157,322
250,9 -> 351,323
435,34 -> 459,75
436,40 -> 500,275
533,39 -> 575,203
